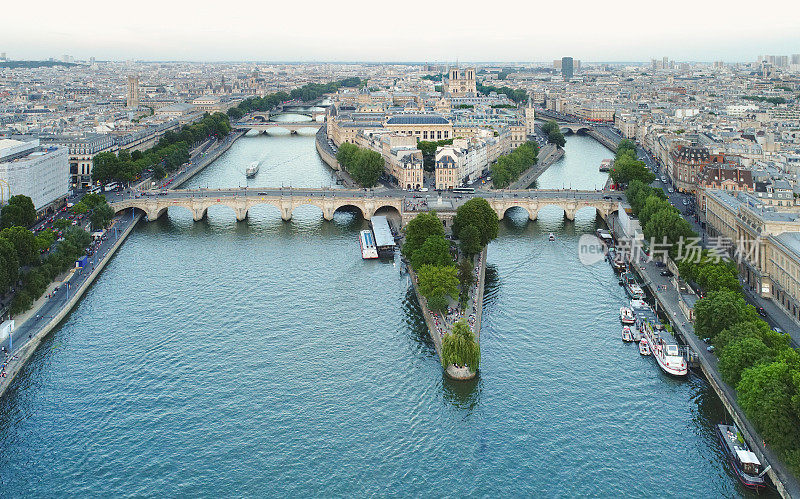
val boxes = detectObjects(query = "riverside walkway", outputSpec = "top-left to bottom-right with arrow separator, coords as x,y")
0,132 -> 245,399
506,143 -> 564,190
607,214 -> 800,498
407,247 -> 487,380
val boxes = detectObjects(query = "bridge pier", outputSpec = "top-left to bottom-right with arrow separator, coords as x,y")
322,203 -> 335,221
563,208 -> 576,221
235,207 -> 248,222
145,207 -> 166,222
280,204 -> 292,222
193,207 -> 207,222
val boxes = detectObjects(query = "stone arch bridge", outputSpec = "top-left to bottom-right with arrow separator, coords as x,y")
110,188 -> 620,225
232,121 -> 323,134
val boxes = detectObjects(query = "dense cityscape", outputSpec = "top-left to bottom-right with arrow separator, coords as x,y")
2,13 -> 800,496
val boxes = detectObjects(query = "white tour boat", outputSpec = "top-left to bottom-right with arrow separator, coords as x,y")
548,233 -> 555,241
359,230 -> 378,259
246,161 -> 260,178
622,326 -> 634,342
619,306 -> 635,324
640,320 -> 687,376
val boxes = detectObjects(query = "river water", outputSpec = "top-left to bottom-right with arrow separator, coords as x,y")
0,133 -> 761,496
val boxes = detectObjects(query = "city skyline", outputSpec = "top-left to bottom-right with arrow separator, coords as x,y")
2,0 -> 799,62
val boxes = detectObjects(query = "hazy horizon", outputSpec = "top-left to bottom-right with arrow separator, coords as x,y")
2,0 -> 799,63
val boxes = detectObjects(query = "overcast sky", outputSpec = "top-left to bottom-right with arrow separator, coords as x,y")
2,0 -> 799,62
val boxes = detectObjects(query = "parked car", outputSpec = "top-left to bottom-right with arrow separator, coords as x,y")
756,307 -> 767,317
654,261 -> 666,267
660,270 -> 673,277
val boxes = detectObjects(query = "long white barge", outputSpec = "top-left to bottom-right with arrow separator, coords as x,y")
359,230 -> 378,259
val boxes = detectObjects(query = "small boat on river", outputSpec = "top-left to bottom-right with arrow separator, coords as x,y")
246,161 -> 259,178
622,326 -> 634,342
640,319 -> 687,377
716,423 -> 767,490
639,339 -> 650,355
359,230 -> 378,259
620,306 -> 635,324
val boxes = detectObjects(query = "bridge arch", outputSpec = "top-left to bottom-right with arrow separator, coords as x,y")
333,203 -> 365,221
504,205 -> 537,219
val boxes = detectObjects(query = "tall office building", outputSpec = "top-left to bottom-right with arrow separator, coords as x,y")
792,54 -> 800,65
127,74 -> 139,109
561,57 -> 574,80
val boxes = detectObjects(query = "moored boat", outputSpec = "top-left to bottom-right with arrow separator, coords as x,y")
359,230 -> 378,259
639,320 -> 687,376
639,339 -> 650,355
622,326 -> 633,342
716,424 -> 767,489
548,232 -> 555,241
619,306 -> 635,324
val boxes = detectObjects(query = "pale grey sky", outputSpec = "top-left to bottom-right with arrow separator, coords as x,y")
2,0 -> 799,62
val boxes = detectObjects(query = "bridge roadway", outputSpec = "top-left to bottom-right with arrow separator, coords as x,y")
111,187 -> 623,224
233,120 -> 323,133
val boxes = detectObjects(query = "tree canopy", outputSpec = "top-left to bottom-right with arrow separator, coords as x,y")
490,141 -> 538,188
441,320 -> 480,371
610,150 -> 655,186
452,197 -> 499,253
0,226 -> 38,266
336,144 -> 383,187
0,195 -> 37,229
541,120 -> 566,147
410,235 -> 453,270
402,212 -> 445,259
694,290 -> 757,339
416,264 -> 458,312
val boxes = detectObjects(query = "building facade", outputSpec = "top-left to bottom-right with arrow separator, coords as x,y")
0,138 -> 69,212
444,68 -> 477,98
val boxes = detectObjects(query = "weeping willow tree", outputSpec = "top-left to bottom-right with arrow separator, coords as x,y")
442,320 -> 480,371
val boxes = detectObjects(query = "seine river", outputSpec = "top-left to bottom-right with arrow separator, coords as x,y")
0,132 -> 760,496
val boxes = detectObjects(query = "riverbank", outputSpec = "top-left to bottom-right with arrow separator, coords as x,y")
608,214 -> 800,498
0,132 -> 242,400
315,125 -> 360,188
0,211 -> 143,400
407,246 -> 487,380
507,143 -> 564,190
173,131 -> 245,188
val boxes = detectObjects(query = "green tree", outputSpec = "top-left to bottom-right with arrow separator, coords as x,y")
35,229 -> 55,253
416,264 -> 458,312
403,212 -> 445,258
90,203 -> 115,230
410,235 -> 452,270
459,224 -> 483,257
694,290 -> 757,339
0,237 -> 19,294
713,319 -> 779,351
0,226 -> 38,266
52,218 -> 71,231
719,336 -> 775,385
1,195 -> 37,228
441,320 -> 481,371
336,143 -> 358,170
153,164 -> 166,180
452,197 -> 499,248
457,258 -> 474,294
611,151 -> 655,186
737,360 -> 800,454
91,151 -> 119,185
348,148 -> 383,188
616,139 -> 637,158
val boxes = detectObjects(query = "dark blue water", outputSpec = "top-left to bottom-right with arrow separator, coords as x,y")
0,135 -> 758,496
